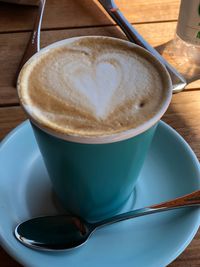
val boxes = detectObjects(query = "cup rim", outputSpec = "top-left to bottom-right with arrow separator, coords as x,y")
17,36 -> 172,144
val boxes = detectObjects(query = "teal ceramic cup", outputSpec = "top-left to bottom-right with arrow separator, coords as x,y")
31,123 -> 157,221
18,36 -> 172,222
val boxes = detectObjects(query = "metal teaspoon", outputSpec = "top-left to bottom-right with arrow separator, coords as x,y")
15,0 -> 46,82
15,190 -> 200,251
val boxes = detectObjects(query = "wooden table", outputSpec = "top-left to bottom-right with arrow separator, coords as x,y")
0,0 -> 200,266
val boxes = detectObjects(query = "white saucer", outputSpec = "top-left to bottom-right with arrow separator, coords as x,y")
0,120 -> 200,267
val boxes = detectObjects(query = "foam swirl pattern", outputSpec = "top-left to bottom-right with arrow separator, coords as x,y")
18,37 -> 170,139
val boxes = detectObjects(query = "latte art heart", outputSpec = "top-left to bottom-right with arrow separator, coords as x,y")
18,36 -> 169,139
63,57 -> 122,119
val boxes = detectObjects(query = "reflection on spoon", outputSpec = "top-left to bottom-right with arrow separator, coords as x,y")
15,190 -> 200,251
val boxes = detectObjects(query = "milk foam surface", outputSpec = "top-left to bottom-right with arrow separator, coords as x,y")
18,37 -> 169,138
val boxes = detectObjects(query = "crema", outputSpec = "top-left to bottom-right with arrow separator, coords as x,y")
18,36 -> 169,138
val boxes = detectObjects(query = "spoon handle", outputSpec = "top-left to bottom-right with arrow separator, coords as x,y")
151,190 -> 200,209
16,0 -> 46,82
94,190 -> 200,229
98,0 -> 186,93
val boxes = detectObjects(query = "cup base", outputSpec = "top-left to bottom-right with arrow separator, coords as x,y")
51,187 -> 137,223
117,188 -> 137,215
87,188 -> 137,223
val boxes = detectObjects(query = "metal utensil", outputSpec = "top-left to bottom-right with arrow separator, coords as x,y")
15,0 -> 46,80
15,190 -> 200,251
98,0 -> 187,93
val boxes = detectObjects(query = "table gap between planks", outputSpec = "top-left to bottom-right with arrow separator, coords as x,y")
0,0 -> 199,266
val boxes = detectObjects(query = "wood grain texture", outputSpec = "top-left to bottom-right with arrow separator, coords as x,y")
0,106 -> 26,138
163,92 -> 200,159
0,21 -> 199,106
0,0 -> 180,32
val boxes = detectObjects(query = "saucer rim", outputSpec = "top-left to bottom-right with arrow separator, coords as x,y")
0,120 -> 200,267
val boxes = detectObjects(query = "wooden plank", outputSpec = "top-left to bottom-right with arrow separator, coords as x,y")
0,106 -> 26,139
0,21 -> 199,106
163,91 -> 200,160
1,90 -> 200,159
0,0 -> 180,33
0,248 -> 21,267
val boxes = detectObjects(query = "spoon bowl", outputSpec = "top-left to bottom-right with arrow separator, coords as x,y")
15,215 -> 94,251
15,190 -> 200,251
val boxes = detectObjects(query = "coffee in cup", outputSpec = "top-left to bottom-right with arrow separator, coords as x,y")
18,36 -> 172,221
